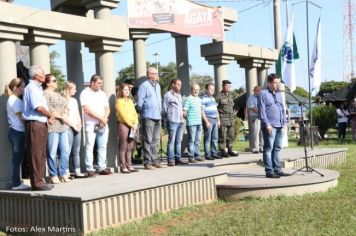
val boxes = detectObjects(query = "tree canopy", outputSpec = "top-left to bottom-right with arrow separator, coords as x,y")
317,80 -> 350,97
50,51 -> 65,91
293,86 -> 309,98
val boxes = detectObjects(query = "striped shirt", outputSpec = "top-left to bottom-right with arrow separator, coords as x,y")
201,93 -> 218,118
183,95 -> 202,126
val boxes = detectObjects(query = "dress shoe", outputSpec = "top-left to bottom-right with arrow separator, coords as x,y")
153,163 -> 166,168
195,157 -> 204,162
214,155 -> 222,159
144,163 -> 155,170
228,149 -> 239,157
252,151 -> 259,154
276,171 -> 291,177
205,156 -> 215,160
87,171 -> 97,178
175,159 -> 188,165
129,168 -> 138,172
32,184 -> 54,191
266,173 -> 281,178
121,168 -> 131,173
189,159 -> 197,163
221,150 -> 229,158
99,168 -> 113,175
168,161 -> 175,166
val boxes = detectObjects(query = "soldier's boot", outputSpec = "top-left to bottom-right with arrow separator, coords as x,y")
228,148 -> 239,157
221,149 -> 229,158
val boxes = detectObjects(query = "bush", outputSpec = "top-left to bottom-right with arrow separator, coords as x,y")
310,104 -> 336,138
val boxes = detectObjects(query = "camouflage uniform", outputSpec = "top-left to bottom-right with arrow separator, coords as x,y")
215,91 -> 236,151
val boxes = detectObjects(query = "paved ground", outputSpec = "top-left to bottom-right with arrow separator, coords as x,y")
0,147 -> 345,201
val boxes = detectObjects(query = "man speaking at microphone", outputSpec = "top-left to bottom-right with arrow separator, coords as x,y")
258,73 -> 291,178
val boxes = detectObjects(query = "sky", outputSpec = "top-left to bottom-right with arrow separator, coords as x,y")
13,0 -> 344,91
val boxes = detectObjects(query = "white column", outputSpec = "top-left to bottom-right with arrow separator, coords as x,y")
173,34 -> 190,96
29,44 -> 50,74
214,63 -> 228,93
0,40 -> 17,188
65,41 -> 85,97
257,67 -> 268,89
131,31 -> 149,80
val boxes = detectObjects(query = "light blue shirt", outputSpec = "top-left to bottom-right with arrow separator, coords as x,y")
23,80 -> 48,123
258,88 -> 286,128
201,93 -> 218,118
137,80 -> 162,120
247,94 -> 258,118
163,89 -> 183,123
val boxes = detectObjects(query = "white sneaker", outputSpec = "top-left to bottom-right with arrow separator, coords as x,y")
75,168 -> 85,177
12,183 -> 30,190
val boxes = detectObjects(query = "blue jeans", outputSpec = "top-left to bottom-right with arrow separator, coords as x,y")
8,128 -> 25,187
166,121 -> 183,161
47,131 -> 70,177
187,124 -> 202,159
84,123 -> 109,172
203,117 -> 218,158
262,127 -> 283,174
68,127 -> 81,172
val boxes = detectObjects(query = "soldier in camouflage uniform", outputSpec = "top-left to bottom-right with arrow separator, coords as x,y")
215,80 -> 239,157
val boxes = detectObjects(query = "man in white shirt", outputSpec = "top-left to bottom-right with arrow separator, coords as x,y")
80,74 -> 112,177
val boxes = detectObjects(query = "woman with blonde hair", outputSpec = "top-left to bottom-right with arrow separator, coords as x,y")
62,81 -> 85,177
5,78 -> 29,190
115,83 -> 139,173
43,74 -> 71,183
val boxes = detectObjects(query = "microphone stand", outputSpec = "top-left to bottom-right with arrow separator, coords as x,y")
285,90 -> 324,177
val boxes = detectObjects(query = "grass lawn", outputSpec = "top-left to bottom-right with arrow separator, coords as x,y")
91,131 -> 356,236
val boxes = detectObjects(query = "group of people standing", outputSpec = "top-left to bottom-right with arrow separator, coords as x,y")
336,100 -> 356,141
5,64 -> 291,192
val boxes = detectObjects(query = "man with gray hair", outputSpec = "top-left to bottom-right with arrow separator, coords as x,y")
137,67 -> 163,170
247,86 -> 263,153
23,65 -> 56,191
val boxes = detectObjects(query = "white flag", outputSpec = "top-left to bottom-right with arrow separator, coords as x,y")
310,18 -> 321,96
276,15 -> 300,92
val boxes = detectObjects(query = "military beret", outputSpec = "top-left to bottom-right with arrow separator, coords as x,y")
222,80 -> 232,85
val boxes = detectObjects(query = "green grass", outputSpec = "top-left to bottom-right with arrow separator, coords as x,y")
91,131 -> 356,236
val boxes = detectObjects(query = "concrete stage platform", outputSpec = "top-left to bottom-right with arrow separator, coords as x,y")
0,148 -> 346,234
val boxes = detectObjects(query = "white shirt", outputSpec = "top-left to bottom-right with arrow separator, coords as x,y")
336,108 -> 350,123
80,87 -> 109,125
7,95 -> 25,132
68,97 -> 81,127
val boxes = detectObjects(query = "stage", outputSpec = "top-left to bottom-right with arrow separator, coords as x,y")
0,147 -> 346,235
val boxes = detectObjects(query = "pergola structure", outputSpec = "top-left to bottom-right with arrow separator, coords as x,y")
0,0 -> 278,189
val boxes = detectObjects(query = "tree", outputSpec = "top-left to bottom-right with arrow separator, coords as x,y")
293,86 -> 309,98
310,104 -> 336,139
317,81 -> 350,97
190,73 -> 214,93
50,51 -> 66,91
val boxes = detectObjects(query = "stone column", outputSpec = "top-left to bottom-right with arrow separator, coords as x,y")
257,67 -> 267,88
130,30 -> 149,80
65,41 -> 85,98
239,59 -> 262,151
85,38 -> 123,169
172,34 -> 190,96
205,55 -> 234,94
214,64 -> 228,93
0,24 -> 27,189
22,29 -> 61,74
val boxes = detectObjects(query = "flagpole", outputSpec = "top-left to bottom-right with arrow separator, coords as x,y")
293,0 -> 322,149
306,0 -> 313,149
